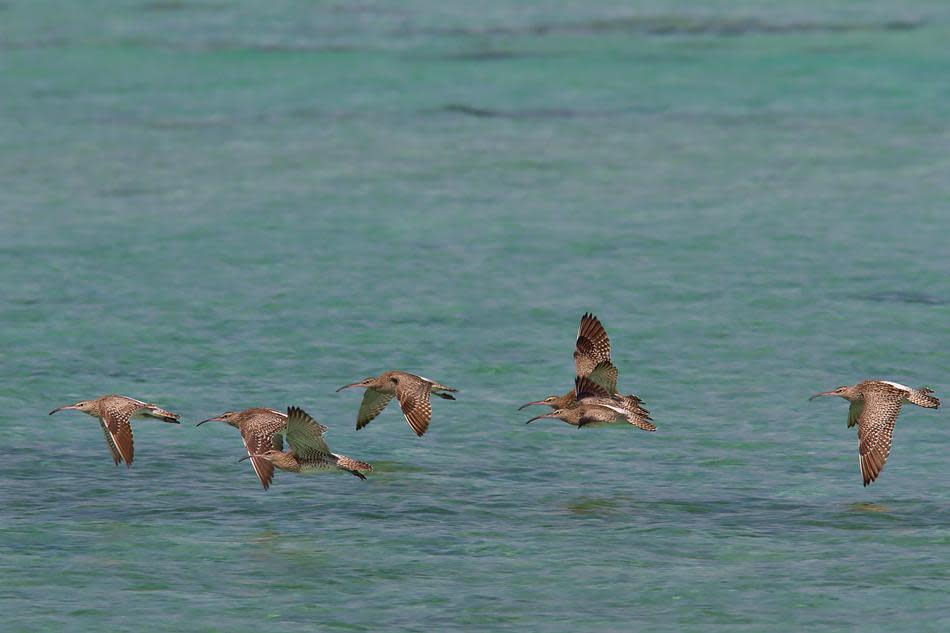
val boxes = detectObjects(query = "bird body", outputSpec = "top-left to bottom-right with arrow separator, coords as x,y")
525,399 -> 656,431
810,380 -> 940,486
519,313 -> 640,411
525,375 -> 656,431
336,370 -> 456,436
246,407 -> 372,481
197,407 -> 290,490
49,394 -> 180,467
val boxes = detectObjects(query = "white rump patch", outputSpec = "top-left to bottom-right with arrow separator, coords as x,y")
882,381 -> 911,393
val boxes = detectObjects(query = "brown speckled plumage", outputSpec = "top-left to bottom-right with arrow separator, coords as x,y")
519,314 -> 653,427
49,394 -> 180,467
337,371 -> 456,437
197,407 -> 289,490
811,380 -> 940,486
574,312 -> 613,380
525,374 -> 656,431
248,406 -> 373,483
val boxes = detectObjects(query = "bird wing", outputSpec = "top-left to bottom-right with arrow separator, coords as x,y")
98,418 -> 122,466
286,406 -> 331,459
240,429 -> 277,490
238,411 -> 286,490
396,378 -> 432,436
574,313 -> 611,377
856,388 -> 905,486
586,360 -> 619,395
99,399 -> 137,467
847,400 -> 863,429
356,389 -> 395,430
575,374 -> 611,401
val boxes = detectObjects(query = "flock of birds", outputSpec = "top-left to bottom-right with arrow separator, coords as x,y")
49,313 -> 940,489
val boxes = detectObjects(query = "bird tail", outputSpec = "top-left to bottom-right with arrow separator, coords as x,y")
615,394 -> 651,418
144,406 -> 181,424
430,383 -> 457,398
908,388 -> 940,409
337,455 -> 373,476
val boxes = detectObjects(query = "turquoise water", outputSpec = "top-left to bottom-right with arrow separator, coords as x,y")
2,1 -> 950,631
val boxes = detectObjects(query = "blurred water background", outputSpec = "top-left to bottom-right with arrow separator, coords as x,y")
1,1 -> 949,631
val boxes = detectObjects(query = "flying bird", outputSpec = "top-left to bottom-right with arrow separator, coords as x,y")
519,313 -> 651,424
49,395 -> 180,467
336,371 -> 456,436
525,375 -> 656,431
810,380 -> 940,486
241,406 -> 372,483
197,407 -> 290,490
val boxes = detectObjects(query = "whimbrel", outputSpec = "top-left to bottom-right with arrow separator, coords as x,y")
336,371 -> 457,436
197,407 -> 290,490
49,395 -> 180,467
241,406 -> 372,483
525,375 -> 656,431
810,380 -> 940,486
519,313 -> 621,411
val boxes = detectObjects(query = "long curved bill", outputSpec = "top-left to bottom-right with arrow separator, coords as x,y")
518,401 -> 548,411
335,383 -> 362,392
525,413 -> 557,425
196,416 -> 224,426
808,391 -> 836,401
238,454 -> 265,463
49,405 -> 77,415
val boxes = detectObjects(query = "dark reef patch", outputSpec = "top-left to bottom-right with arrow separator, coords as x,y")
862,291 -> 947,305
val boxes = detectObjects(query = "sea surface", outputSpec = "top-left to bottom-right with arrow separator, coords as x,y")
1,1 -> 949,631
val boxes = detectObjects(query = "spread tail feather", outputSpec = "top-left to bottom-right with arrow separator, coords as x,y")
336,455 -> 373,475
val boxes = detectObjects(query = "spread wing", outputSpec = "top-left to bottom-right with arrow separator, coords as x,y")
286,406 -> 331,459
396,379 -> 432,437
574,313 -> 611,377
239,413 -> 286,491
356,389 -> 395,430
575,375 -> 611,401
240,430 -> 278,490
100,399 -> 137,467
586,360 -> 619,395
856,389 -> 905,486
98,418 -> 122,466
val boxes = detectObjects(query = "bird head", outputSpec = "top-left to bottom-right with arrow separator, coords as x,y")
525,409 -> 564,424
49,399 -> 98,416
336,376 -> 377,392
197,411 -> 239,426
518,395 -> 561,410
809,386 -> 853,401
239,449 -> 282,463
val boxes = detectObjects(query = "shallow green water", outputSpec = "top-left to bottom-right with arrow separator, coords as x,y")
1,2 -> 949,631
